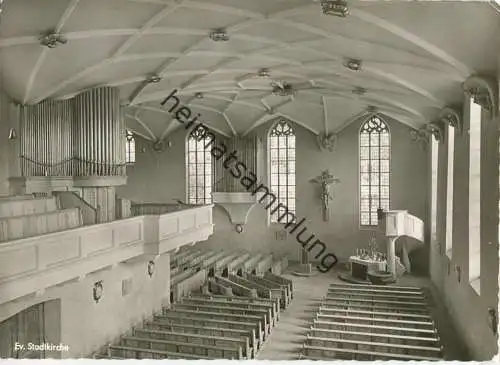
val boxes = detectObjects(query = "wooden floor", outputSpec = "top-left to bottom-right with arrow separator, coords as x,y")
257,264 -> 469,361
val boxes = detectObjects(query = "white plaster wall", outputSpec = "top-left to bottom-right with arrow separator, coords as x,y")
0,90 -> 20,196
0,253 -> 170,358
428,96 -> 499,360
118,115 -> 429,272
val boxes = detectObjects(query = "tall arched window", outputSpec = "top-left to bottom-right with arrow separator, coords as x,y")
469,97 -> 482,293
125,130 -> 135,164
186,128 -> 213,204
359,116 -> 390,226
445,124 -> 455,258
269,120 -> 296,223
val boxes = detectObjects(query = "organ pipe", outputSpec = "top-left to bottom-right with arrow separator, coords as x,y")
19,86 -> 123,177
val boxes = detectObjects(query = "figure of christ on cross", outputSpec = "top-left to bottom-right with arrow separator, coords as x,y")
310,170 -> 340,222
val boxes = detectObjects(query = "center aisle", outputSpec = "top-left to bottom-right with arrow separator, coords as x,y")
256,267 -> 333,360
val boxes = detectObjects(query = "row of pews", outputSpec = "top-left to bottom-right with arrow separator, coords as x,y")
94,247 -> 293,359
0,195 -> 82,242
300,283 -> 445,361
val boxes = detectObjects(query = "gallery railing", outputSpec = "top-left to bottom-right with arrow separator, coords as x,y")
19,156 -> 127,177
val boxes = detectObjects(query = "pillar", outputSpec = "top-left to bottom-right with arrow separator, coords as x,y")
386,236 -> 397,278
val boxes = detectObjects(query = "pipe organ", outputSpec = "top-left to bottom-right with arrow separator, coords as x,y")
20,87 -> 125,178
18,86 -> 126,222
73,87 -> 125,177
214,136 -> 263,192
20,99 -> 73,177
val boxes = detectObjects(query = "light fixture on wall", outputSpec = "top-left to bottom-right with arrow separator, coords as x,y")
93,281 -> 103,303
8,128 -> 17,140
147,260 -> 155,277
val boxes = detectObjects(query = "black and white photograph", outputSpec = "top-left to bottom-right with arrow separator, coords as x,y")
0,0 -> 498,361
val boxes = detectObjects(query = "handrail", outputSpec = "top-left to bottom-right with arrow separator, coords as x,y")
53,191 -> 98,225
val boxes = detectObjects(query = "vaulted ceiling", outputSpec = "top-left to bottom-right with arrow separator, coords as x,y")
0,0 -> 499,141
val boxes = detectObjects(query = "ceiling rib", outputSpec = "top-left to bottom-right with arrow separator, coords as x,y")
23,0 -> 80,104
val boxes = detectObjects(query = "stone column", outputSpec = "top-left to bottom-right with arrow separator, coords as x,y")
386,236 -> 397,278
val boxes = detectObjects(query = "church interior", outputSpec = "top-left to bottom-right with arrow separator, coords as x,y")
0,0 -> 499,361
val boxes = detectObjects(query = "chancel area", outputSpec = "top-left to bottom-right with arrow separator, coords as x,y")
0,0 -> 499,361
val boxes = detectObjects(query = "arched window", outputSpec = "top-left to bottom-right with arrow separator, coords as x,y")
430,137 -> 439,245
125,130 -> 135,164
269,120 -> 296,223
186,128 -> 213,204
359,116 -> 390,226
469,97 -> 482,293
445,124 -> 455,258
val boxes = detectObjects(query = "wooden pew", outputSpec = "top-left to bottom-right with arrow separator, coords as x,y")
327,288 -> 427,302
316,313 -> 435,330
246,273 -> 290,307
313,319 -> 438,338
330,282 -> 424,291
173,301 -> 273,331
226,274 -> 280,305
242,254 -> 263,274
301,344 -> 442,361
0,196 -> 58,218
255,254 -> 274,275
214,276 -> 258,298
108,345 -> 212,359
171,249 -> 202,268
171,269 -> 206,303
323,295 -> 428,309
192,294 -> 280,322
134,328 -> 249,359
264,272 -> 294,299
215,252 -> 242,273
318,306 -> 433,322
321,300 -> 430,315
328,284 -> 425,297
309,327 -> 440,347
227,253 -> 251,274
270,255 -> 288,275
203,250 -> 231,271
0,208 -> 82,242
306,335 -> 443,358
207,279 -> 233,296
143,321 -> 254,358
159,309 -> 264,341
183,295 -> 280,322
155,312 -> 262,348
119,336 -> 242,359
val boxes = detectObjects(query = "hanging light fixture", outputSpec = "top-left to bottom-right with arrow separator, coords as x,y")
321,0 -> 349,17
8,128 -> 17,140
40,31 -> 68,49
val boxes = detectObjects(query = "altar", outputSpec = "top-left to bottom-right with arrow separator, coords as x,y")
349,256 -> 386,281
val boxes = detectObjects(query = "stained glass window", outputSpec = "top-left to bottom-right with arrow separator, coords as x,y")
186,128 -> 213,204
359,116 -> 390,226
269,120 -> 296,223
125,130 -> 135,164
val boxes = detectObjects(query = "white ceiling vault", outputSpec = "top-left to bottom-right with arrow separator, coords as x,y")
0,0 -> 499,141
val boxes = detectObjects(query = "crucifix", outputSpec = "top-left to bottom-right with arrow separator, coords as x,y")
310,170 -> 340,222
